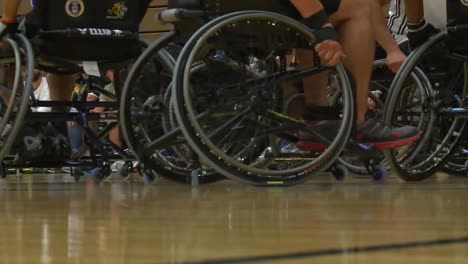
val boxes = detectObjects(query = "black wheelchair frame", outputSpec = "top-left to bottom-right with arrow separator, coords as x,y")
0,29 -> 143,183
384,29 -> 468,181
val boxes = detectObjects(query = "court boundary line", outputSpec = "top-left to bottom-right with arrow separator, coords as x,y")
172,236 -> 468,264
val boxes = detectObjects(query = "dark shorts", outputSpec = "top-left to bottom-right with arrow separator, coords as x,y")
320,0 -> 341,15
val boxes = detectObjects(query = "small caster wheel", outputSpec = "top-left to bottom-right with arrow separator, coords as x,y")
464,160 -> 468,177
137,163 -> 156,184
71,167 -> 83,183
141,170 -> 156,184
84,167 -> 109,184
117,163 -> 130,180
0,163 -> 7,179
331,164 -> 348,181
372,164 -> 388,181
191,169 -> 200,186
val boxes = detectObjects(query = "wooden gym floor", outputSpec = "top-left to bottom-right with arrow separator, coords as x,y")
0,173 -> 467,263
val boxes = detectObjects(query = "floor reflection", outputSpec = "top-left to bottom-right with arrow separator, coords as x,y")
0,174 -> 467,263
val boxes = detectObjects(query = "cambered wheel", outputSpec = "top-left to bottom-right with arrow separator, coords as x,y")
0,35 -> 35,161
120,34 -> 223,184
384,32 -> 468,181
173,12 -> 354,186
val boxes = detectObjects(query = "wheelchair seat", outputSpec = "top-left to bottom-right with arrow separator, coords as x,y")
25,0 -> 150,61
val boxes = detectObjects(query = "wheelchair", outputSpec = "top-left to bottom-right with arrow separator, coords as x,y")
383,29 -> 468,181
0,0 -> 157,183
128,0 -> 358,186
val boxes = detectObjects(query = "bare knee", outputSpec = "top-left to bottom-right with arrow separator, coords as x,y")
330,0 -> 372,23
346,0 -> 371,16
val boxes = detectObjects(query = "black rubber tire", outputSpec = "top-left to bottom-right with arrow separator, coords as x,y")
384,32 -> 467,181
120,33 -> 224,184
173,11 -> 354,186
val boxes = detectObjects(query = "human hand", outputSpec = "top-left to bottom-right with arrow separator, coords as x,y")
386,49 -> 406,73
314,40 -> 346,67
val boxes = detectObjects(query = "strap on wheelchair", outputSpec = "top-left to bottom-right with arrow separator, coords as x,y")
39,29 -> 138,40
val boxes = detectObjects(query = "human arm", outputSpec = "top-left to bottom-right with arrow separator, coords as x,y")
289,0 -> 345,66
372,0 -> 406,73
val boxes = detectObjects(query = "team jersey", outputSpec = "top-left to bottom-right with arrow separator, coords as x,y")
387,0 -> 408,45
387,0 -> 446,45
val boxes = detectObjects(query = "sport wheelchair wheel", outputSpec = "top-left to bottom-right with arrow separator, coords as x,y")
0,35 -> 35,160
173,11 -> 354,186
120,33 -> 223,184
384,32 -> 468,181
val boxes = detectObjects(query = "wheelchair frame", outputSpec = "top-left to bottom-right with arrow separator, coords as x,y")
384,30 -> 468,181
0,30 -> 143,183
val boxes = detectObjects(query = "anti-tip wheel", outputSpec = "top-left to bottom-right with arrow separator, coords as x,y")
84,167 -> 110,184
142,170 -> 156,184
117,164 -> 130,180
71,167 -> 83,183
330,164 -> 349,181
373,164 -> 388,182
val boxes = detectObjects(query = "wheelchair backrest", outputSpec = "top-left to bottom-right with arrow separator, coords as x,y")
32,0 -> 149,31
28,0 -> 150,61
446,0 -> 468,56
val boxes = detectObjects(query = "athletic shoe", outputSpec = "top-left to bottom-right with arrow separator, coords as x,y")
296,118 -> 419,151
